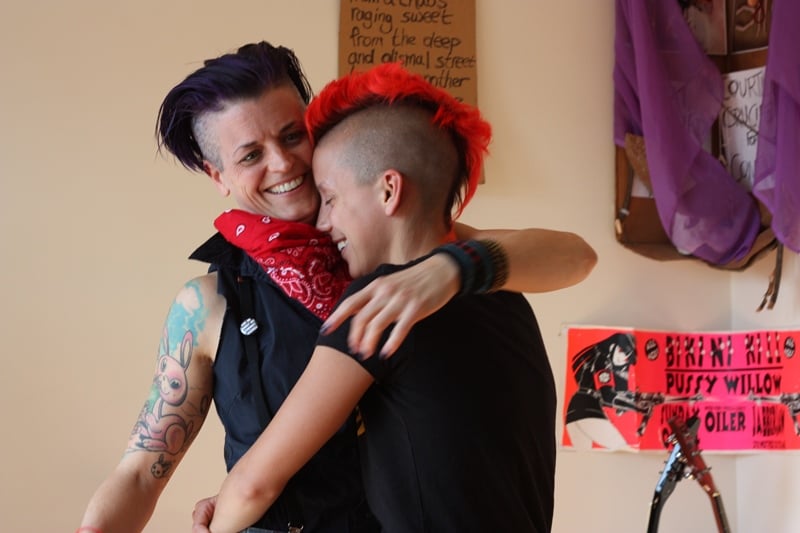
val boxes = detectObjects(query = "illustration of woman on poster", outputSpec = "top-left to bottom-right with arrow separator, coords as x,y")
565,332 -> 643,450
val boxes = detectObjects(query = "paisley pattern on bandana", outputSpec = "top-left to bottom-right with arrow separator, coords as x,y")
214,209 -> 351,320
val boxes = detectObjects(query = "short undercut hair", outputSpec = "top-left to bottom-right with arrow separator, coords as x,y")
306,62 -> 491,222
321,104 -> 459,223
156,41 -> 313,173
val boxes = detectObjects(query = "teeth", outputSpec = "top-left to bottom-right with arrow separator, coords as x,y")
267,176 -> 304,194
337,240 -> 347,252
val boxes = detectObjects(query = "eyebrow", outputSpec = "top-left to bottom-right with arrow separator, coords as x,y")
233,141 -> 259,158
232,120 -> 304,159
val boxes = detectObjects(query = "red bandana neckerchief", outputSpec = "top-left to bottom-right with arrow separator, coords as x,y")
214,209 -> 351,321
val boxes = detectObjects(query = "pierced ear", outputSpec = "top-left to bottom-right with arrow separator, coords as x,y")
380,169 -> 403,215
204,160 -> 230,198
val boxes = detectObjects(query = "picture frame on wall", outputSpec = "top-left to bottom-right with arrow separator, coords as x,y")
730,0 -> 772,53
614,0 -> 775,268
682,0 -> 728,55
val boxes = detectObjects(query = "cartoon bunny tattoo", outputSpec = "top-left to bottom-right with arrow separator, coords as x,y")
133,328 -> 195,455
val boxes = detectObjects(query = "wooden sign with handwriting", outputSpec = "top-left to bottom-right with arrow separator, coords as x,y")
338,0 -> 477,105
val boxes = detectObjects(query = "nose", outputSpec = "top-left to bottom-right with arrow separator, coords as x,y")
316,201 -> 331,232
265,145 -> 292,173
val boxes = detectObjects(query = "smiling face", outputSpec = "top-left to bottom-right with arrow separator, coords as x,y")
313,133 -> 391,279
201,84 -> 319,224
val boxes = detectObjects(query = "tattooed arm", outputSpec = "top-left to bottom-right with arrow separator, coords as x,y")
78,274 -> 224,533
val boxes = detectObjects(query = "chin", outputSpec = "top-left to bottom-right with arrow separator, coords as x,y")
283,203 -> 319,225
347,263 -> 364,278
348,259 -> 377,279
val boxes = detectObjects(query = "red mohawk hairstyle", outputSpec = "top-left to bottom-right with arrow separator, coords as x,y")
305,62 -> 491,217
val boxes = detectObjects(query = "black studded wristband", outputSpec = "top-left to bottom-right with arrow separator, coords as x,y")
433,239 -> 509,296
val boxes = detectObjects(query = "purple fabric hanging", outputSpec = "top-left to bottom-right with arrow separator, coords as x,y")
614,0 -> 761,265
753,0 -> 800,253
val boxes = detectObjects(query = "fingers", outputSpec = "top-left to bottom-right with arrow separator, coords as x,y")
325,280 -> 421,359
351,296 -> 419,359
322,289 -> 371,335
346,299 -> 382,358
322,254 -> 459,359
377,316 -> 415,359
191,496 -> 216,532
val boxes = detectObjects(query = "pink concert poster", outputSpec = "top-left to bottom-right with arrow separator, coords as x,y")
561,326 -> 800,452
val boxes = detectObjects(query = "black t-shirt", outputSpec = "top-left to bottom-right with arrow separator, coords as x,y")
317,260 -> 557,532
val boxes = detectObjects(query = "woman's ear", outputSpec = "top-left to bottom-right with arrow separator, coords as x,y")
204,160 -> 230,198
379,169 -> 403,215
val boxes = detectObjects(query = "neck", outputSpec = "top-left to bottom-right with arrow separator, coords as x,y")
387,218 -> 450,266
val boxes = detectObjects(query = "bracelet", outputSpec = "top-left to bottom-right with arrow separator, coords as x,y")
434,241 -> 475,297
75,527 -> 103,533
475,239 -> 509,293
434,239 -> 509,296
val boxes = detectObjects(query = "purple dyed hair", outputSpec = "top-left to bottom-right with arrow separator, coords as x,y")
156,41 -> 313,173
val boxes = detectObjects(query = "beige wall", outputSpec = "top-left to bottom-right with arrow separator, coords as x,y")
1,1 -> 796,531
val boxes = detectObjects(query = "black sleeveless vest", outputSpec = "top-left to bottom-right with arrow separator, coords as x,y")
190,233 -> 378,532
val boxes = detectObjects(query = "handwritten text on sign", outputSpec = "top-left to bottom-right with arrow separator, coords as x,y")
338,0 -> 477,105
719,66 -> 765,190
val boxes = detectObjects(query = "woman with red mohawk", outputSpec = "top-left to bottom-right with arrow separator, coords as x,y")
194,63 -> 574,533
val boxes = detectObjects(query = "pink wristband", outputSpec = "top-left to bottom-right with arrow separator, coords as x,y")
76,527 -> 103,533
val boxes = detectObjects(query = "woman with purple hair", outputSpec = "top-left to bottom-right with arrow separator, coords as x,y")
77,41 -> 596,533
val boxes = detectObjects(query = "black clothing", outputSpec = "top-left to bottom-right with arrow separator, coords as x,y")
191,233 -> 378,533
317,259 -> 557,533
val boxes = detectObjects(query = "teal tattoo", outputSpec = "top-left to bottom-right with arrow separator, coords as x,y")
128,281 -> 210,459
